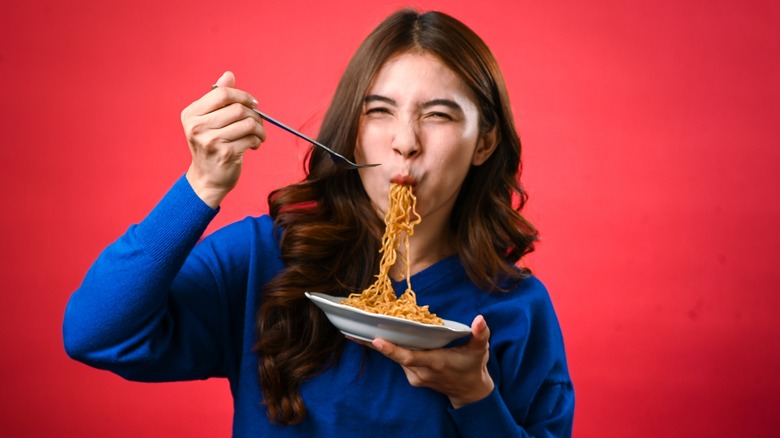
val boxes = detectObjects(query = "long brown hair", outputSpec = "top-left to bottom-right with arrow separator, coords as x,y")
254,9 -> 538,425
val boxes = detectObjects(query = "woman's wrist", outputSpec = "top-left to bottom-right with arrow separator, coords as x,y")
448,373 -> 495,409
185,166 -> 228,209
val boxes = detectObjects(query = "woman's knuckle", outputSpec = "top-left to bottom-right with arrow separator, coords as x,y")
228,102 -> 244,116
202,133 -> 222,150
187,118 -> 205,133
245,117 -> 260,131
216,87 -> 229,101
399,355 -> 415,367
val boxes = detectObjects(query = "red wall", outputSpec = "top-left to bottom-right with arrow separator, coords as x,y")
2,1 -> 779,436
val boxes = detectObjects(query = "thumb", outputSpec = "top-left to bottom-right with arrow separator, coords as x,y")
214,71 -> 235,88
467,315 -> 490,349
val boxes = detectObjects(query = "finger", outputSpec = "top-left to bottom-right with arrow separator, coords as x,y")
200,103 -> 262,132
212,72 -> 252,112
188,84 -> 258,119
214,71 -> 235,88
208,87 -> 259,115
400,365 -> 426,388
466,315 -> 490,350
229,134 -> 264,152
214,116 -> 266,143
373,338 -> 419,367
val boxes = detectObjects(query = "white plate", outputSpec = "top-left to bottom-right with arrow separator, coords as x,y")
305,292 -> 471,350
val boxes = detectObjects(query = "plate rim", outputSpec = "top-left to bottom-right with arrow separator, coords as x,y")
305,291 -> 471,333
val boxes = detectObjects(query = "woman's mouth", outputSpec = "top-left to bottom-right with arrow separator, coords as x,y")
390,175 -> 417,186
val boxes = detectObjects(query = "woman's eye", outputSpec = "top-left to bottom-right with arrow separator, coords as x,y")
365,107 -> 391,115
427,112 -> 453,120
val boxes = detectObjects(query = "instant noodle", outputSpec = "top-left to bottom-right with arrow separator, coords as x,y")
341,183 -> 444,326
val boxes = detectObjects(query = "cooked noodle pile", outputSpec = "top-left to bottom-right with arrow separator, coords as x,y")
341,183 -> 444,326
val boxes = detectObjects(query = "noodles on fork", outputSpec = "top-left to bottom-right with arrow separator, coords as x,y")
341,183 -> 444,326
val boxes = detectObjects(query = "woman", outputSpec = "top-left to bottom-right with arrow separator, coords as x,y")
64,9 -> 574,437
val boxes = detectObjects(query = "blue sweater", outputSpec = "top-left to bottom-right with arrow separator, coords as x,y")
63,176 -> 574,437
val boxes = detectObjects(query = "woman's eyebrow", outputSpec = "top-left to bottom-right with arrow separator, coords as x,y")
363,96 -> 463,113
364,95 -> 396,105
420,98 -> 463,112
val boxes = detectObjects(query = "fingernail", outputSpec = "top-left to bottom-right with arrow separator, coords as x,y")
251,97 -> 259,107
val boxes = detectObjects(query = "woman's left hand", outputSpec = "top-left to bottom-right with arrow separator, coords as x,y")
369,315 -> 494,408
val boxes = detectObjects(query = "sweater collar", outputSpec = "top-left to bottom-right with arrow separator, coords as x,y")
391,255 -> 464,296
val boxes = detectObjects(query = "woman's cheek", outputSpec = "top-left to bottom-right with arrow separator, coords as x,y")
358,171 -> 388,214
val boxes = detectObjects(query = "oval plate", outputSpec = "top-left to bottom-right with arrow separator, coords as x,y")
306,292 -> 471,350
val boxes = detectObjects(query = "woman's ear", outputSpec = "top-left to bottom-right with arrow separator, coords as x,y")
472,126 -> 499,166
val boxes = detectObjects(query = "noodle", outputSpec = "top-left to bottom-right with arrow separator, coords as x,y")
341,183 -> 444,326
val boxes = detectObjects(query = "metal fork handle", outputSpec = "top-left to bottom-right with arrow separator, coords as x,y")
253,109 -> 379,169
209,84 -> 377,169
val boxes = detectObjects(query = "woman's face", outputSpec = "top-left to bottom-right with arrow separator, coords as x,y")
354,51 -> 495,222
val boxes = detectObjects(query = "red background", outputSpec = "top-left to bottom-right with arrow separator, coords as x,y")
2,0 -> 779,436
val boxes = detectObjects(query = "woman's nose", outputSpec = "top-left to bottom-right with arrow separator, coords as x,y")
391,120 -> 420,159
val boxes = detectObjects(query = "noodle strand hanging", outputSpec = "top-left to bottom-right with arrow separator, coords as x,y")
341,183 -> 444,325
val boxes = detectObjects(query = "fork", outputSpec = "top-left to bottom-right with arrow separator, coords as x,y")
210,84 -> 378,169
252,109 -> 379,169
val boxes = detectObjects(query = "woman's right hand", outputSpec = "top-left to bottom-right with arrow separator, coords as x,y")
181,71 -> 266,208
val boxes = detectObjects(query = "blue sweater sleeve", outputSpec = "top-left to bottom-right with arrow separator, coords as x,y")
450,383 -> 574,437
449,278 -> 575,437
62,175 -> 231,381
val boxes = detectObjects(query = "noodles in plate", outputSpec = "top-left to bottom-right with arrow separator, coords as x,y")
341,183 -> 444,326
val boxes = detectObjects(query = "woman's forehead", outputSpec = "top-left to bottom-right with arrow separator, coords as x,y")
367,52 -> 473,101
